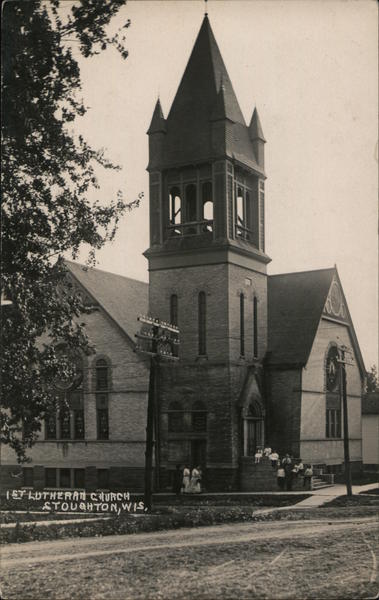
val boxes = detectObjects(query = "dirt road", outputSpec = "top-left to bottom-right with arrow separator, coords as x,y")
1,516 -> 378,599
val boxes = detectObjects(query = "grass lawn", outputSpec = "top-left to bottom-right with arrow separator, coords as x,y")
325,493 -> 379,507
1,514 -> 377,599
334,471 -> 379,485
0,512 -> 107,524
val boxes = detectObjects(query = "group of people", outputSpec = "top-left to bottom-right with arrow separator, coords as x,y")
172,464 -> 203,496
254,447 -> 314,491
276,454 -> 313,491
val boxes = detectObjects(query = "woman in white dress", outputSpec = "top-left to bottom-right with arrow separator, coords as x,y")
182,466 -> 191,493
189,466 -> 201,493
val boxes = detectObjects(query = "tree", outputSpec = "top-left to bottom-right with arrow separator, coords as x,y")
1,0 -> 141,461
366,365 -> 378,393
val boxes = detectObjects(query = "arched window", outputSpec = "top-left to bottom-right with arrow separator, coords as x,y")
191,400 -> 207,432
240,293 -> 245,357
253,297 -> 258,358
185,184 -> 197,222
45,412 -> 57,440
48,350 -> 84,440
168,401 -> 184,432
97,393 -> 109,440
169,186 -> 181,225
198,291 -> 207,355
170,294 -> 178,327
325,345 -> 341,439
202,182 -> 213,230
59,407 -> 71,440
236,187 -> 244,226
95,358 -> 110,440
96,359 -> 108,391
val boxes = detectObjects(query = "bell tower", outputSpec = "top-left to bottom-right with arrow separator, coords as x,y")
145,15 -> 271,490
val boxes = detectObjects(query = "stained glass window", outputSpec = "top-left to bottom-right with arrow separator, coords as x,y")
96,359 -> 108,390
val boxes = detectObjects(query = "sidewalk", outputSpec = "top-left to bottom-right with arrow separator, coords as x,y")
254,482 -> 378,514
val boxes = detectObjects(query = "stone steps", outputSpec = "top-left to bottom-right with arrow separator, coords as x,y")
240,458 -> 336,492
312,477 -> 334,490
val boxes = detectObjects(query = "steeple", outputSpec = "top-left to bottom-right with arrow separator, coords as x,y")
152,15 -> 263,173
147,98 -> 166,170
146,14 -> 270,264
147,98 -> 166,134
249,107 -> 266,168
249,107 -> 265,142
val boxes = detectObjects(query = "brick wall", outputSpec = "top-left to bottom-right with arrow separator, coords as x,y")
266,368 -> 302,458
149,257 -> 268,490
300,317 -> 363,465
1,308 -> 149,492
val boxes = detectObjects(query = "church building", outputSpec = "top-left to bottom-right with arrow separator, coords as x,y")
144,15 -> 365,491
1,15 -> 366,492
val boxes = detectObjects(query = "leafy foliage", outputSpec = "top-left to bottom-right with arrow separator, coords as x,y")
1,0 -> 140,461
366,364 -> 378,393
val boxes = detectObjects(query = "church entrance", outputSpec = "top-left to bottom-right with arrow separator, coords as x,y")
238,368 -> 266,459
244,417 -> 264,456
243,405 -> 264,456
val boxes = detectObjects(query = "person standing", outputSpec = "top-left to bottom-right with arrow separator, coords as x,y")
182,465 -> 190,494
269,450 -> 279,468
197,465 -> 203,493
277,465 -> 286,490
303,465 -> 313,490
172,464 -> 182,497
189,466 -> 201,494
283,455 -> 293,491
297,460 -> 304,475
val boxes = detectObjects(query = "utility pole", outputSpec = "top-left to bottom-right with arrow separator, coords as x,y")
337,345 -> 353,497
135,315 -> 179,511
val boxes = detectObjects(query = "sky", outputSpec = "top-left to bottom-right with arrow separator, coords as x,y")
70,0 -> 378,369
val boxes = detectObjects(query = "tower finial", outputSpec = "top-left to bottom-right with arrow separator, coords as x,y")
204,0 -> 208,17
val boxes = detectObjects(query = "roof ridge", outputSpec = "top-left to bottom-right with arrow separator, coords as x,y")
269,267 -> 335,278
64,260 -> 148,286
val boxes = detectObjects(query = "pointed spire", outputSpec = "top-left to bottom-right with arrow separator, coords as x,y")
167,15 -> 245,127
147,98 -> 166,135
249,107 -> 266,142
249,107 -> 265,168
211,76 -> 236,122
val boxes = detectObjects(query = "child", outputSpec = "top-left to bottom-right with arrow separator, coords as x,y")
297,460 -> 304,475
269,450 -> 279,468
303,465 -> 313,490
254,448 -> 263,463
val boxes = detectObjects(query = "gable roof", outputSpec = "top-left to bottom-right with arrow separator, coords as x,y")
156,15 -> 262,173
267,268 -> 335,366
362,392 -> 379,415
65,261 -> 148,345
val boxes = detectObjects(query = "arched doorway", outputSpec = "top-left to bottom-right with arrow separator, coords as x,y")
242,400 -> 265,456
